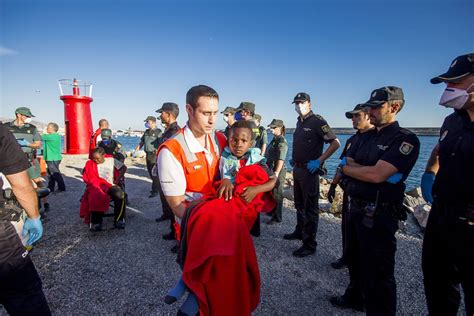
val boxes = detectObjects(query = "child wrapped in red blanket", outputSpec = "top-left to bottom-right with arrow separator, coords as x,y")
166,121 -> 276,316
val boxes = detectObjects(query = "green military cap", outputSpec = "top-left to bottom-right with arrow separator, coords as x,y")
236,102 -> 255,113
144,116 -> 156,122
101,128 -> 112,138
345,104 -> 369,119
268,119 -> 284,128
254,113 -> 262,121
15,107 -> 35,117
221,106 -> 236,114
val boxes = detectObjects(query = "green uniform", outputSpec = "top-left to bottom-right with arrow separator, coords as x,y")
140,127 -> 162,193
3,121 -> 41,179
265,134 -> 288,222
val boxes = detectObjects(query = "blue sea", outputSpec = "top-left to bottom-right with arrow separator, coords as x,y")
113,133 -> 438,191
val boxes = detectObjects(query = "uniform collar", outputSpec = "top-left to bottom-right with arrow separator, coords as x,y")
183,124 -> 212,154
375,121 -> 399,135
298,111 -> 314,122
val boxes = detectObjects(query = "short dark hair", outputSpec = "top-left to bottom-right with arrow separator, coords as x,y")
230,120 -> 255,140
48,122 -> 59,132
186,85 -> 219,109
98,119 -> 109,127
93,147 -> 105,156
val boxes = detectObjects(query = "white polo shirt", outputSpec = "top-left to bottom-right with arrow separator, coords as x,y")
157,125 -> 215,201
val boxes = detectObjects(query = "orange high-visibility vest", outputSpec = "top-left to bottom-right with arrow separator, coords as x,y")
159,128 -> 227,195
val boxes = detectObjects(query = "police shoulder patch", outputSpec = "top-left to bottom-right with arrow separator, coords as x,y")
315,114 -> 324,120
399,141 -> 414,155
321,124 -> 330,134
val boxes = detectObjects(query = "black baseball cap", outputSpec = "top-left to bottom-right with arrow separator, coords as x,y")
144,116 -> 156,122
345,104 -> 369,119
430,53 -> 474,84
235,102 -> 255,113
156,102 -> 179,117
268,119 -> 284,128
292,92 -> 310,104
363,86 -> 404,108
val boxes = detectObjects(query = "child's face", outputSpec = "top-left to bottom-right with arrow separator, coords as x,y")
92,153 -> 105,164
229,127 -> 253,158
46,125 -> 54,134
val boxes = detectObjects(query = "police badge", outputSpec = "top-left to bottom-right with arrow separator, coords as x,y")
399,141 -> 414,155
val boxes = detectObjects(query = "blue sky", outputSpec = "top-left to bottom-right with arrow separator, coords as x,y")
1,0 -> 473,131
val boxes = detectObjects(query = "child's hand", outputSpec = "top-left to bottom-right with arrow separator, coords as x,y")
217,178 -> 234,201
240,186 -> 258,203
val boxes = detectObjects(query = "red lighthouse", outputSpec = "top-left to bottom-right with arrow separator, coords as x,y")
59,78 -> 94,154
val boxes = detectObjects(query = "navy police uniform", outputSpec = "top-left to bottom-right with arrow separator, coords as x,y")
0,125 -> 51,315
290,111 -> 337,250
422,109 -> 474,315
342,121 -> 420,315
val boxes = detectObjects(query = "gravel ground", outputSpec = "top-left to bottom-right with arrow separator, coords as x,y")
1,155 -> 428,315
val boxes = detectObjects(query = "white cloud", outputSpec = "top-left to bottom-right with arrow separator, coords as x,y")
0,46 -> 18,56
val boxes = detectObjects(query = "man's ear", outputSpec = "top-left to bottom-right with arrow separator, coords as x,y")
186,104 -> 193,117
391,102 -> 401,114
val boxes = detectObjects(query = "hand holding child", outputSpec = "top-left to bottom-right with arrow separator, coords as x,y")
217,178 -> 234,201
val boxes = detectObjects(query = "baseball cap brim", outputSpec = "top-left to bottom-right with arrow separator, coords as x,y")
430,71 -> 471,84
363,100 -> 386,108
292,99 -> 308,104
345,110 -> 363,119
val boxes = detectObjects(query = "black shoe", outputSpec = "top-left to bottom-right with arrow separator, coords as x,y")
149,191 -> 158,198
164,295 -> 177,305
292,245 -> 316,257
331,258 -> 347,270
283,231 -> 302,240
266,218 -> 281,225
329,295 -> 364,312
43,203 -> 50,212
170,244 -> 178,253
114,220 -> 125,229
162,231 -> 175,240
155,214 -> 171,222
90,223 -> 102,232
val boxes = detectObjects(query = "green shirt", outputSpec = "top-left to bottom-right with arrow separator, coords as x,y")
41,133 -> 62,161
140,128 -> 162,153
265,135 -> 288,169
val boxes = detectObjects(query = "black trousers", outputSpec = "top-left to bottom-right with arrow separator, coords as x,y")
157,178 -> 175,234
422,200 -> 474,316
293,166 -> 319,250
0,221 -> 51,316
340,192 -> 349,262
271,167 -> 286,222
90,187 -> 126,224
343,199 -> 398,316
146,152 -> 160,193
46,160 -> 66,192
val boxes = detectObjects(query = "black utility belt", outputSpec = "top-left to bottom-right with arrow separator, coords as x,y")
348,196 -> 407,223
293,162 -> 307,168
0,203 -> 23,222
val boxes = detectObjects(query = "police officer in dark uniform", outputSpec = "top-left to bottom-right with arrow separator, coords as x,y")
265,119 -> 288,224
421,53 -> 474,316
0,124 -> 51,315
135,116 -> 162,198
330,86 -> 420,315
284,92 -> 340,257
328,104 -> 374,270
221,106 -> 236,138
155,103 -> 181,243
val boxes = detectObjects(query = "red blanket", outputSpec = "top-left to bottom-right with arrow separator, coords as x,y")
181,164 -> 275,316
79,160 -> 112,223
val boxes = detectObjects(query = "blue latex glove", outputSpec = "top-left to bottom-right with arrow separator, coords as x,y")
339,157 -> 347,167
289,159 -> 294,167
386,172 -> 403,184
22,217 -> 43,245
307,159 -> 320,174
421,172 -> 435,204
17,139 -> 31,147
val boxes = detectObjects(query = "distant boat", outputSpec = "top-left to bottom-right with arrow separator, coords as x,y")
115,130 -> 125,136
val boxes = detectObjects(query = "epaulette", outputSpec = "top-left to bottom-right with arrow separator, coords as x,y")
315,114 -> 325,120
399,128 -> 414,135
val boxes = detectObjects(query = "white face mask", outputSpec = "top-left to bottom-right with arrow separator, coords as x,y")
439,84 -> 474,110
24,117 -> 32,124
295,103 -> 310,116
223,115 -> 229,123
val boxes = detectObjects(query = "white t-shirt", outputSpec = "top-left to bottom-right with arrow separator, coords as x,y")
157,125 -> 215,201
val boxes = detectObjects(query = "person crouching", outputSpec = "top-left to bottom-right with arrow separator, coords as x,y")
80,147 -> 126,231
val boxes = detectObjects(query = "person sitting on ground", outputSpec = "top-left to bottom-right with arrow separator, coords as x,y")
79,147 -> 126,231
97,129 -> 127,190
165,120 -> 277,316
41,122 -> 66,193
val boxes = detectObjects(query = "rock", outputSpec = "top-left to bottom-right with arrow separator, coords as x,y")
413,204 -> 431,229
404,187 -> 425,208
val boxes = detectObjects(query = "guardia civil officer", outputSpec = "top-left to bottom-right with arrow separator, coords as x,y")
0,124 -> 51,315
135,116 -> 162,198
254,114 -> 268,155
328,104 -> 374,270
221,106 -> 236,138
421,53 -> 474,316
155,102 -> 181,242
284,92 -> 340,257
265,119 -> 288,225
330,86 -> 420,315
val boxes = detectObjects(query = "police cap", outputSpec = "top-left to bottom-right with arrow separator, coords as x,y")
156,102 -> 179,117
221,106 -> 236,114
235,102 -> 255,113
292,92 -> 311,104
144,116 -> 156,122
363,86 -> 404,108
15,107 -> 35,117
345,104 -> 369,119
101,128 -> 112,139
430,53 -> 474,84
268,119 -> 284,128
